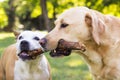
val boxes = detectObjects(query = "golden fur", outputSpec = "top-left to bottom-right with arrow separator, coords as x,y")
43,7 -> 120,80
0,44 -> 17,80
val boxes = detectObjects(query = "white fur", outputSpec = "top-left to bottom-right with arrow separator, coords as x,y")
16,31 -> 46,54
14,31 -> 50,80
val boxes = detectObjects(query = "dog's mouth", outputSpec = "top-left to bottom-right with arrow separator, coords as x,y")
18,49 -> 43,60
50,39 -> 86,57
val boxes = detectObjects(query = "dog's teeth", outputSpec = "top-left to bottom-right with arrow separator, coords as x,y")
53,50 -> 56,53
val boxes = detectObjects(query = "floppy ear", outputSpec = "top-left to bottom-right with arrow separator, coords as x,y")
85,13 -> 105,45
13,30 -> 21,39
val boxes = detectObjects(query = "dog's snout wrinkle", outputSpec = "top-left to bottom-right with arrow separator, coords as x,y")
20,40 -> 29,51
39,38 -> 47,48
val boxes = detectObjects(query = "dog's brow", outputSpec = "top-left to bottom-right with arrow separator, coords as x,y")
54,21 -> 56,25
54,18 -> 63,25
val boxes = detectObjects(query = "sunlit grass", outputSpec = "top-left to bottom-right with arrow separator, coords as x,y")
45,52 -> 92,80
0,0 -> 4,2
0,32 -> 14,39
66,59 -> 83,67
0,32 -> 92,80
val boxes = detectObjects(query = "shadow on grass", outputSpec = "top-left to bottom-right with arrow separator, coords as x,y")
45,52 -> 92,80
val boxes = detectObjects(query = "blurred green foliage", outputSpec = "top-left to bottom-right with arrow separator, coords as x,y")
0,0 -> 120,30
0,5 -> 8,28
15,0 -> 40,18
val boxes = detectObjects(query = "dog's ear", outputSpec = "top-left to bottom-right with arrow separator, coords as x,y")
13,30 -> 21,39
85,13 -> 105,45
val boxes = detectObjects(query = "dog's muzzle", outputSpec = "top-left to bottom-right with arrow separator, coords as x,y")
39,38 -> 47,49
20,40 -> 29,51
18,49 -> 43,61
18,40 -> 43,61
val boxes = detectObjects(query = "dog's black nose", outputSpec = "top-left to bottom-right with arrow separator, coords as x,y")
20,40 -> 29,51
39,38 -> 47,48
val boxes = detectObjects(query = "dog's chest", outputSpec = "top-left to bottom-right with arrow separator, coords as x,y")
14,56 -> 49,80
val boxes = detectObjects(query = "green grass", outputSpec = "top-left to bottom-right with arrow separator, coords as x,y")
0,32 -> 15,56
0,32 -> 92,80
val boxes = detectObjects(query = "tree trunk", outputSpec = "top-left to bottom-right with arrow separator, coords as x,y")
3,0 -> 16,32
40,0 -> 51,32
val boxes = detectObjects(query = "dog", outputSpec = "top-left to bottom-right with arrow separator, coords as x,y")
0,31 -> 51,80
40,7 -> 120,80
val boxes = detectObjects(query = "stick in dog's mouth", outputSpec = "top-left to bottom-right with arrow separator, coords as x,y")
50,39 -> 86,57
18,49 -> 43,60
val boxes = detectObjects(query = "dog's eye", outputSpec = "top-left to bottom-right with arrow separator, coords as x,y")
18,36 -> 23,40
60,23 -> 68,28
34,37 -> 40,41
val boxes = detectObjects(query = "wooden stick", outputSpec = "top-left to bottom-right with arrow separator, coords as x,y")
28,48 -> 43,56
58,39 -> 86,52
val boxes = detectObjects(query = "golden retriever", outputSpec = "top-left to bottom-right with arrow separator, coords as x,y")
40,7 -> 120,80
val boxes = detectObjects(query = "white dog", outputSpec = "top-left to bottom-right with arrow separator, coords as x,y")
14,31 -> 51,80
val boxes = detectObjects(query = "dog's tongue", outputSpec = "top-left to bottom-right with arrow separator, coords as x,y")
18,52 -> 31,60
